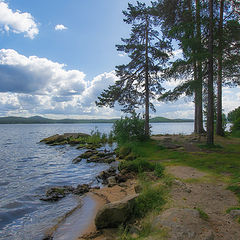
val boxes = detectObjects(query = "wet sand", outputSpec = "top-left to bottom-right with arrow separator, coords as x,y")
48,178 -> 137,240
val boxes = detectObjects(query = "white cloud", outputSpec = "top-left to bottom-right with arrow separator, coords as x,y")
0,49 -> 86,95
0,49 -> 239,119
55,24 -> 68,31
0,0 -> 38,39
118,53 -> 127,57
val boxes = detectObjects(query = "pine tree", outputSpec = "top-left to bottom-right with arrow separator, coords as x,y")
155,0 -> 206,134
207,0 -> 214,145
96,2 -> 171,136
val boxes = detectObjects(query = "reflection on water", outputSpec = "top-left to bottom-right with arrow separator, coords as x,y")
0,122 -> 194,239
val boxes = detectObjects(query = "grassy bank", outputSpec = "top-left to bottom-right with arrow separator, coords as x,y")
116,135 -> 240,239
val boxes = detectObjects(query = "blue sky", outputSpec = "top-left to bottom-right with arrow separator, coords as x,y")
0,0 -> 239,119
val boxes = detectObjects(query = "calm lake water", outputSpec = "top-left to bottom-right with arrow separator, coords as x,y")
0,122 -> 194,240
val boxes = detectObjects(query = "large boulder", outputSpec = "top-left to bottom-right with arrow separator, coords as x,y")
152,208 -> 214,240
95,194 -> 139,229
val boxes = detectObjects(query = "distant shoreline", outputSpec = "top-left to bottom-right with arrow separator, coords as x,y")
0,116 -> 194,124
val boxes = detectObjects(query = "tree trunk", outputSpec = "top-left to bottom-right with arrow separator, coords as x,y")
216,0 -> 224,136
195,0 -> 205,134
194,61 -> 198,134
207,0 -> 214,145
145,15 -> 150,136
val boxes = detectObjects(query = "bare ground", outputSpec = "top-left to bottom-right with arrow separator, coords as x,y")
165,166 -> 240,240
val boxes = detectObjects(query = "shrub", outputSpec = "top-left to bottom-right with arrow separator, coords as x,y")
113,113 -> 148,143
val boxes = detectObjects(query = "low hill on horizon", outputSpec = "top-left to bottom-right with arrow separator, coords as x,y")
0,115 -> 194,124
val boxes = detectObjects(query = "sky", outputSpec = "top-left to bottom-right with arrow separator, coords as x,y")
0,0 -> 239,119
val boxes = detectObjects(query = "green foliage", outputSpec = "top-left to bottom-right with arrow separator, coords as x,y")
134,185 -> 165,218
196,208 -> 209,221
113,113 -> 147,143
154,163 -> 165,178
228,107 -> 240,122
87,129 -> 102,145
231,117 -> 240,138
118,146 -> 132,159
226,207 -> 240,213
119,158 -> 155,173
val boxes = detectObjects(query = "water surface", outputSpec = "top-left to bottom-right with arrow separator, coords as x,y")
0,122 -> 194,240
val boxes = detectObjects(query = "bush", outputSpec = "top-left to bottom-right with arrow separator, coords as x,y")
113,113 -> 148,143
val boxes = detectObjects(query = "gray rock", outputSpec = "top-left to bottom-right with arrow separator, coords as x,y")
95,194 -> 139,229
229,209 -> 240,218
107,176 -> 117,187
173,179 -> 192,193
152,208 -> 214,240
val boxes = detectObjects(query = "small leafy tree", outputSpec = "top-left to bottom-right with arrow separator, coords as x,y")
113,113 -> 147,143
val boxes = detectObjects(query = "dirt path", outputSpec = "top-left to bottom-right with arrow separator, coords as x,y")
165,166 -> 240,240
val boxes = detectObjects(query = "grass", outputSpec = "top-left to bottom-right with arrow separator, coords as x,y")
226,206 -> 240,213
118,173 -> 170,240
196,208 -> 209,221
117,135 -> 240,238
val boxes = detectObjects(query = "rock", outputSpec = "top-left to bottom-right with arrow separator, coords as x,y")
97,167 -> 117,184
72,156 -> 82,164
107,176 -> 117,187
72,184 -> 90,195
116,173 -> 128,183
40,186 -> 74,201
134,185 -> 142,193
40,184 -> 90,201
229,209 -> 240,218
173,179 -> 192,193
80,150 -> 98,159
40,133 -> 90,145
152,208 -> 214,240
103,157 -> 115,164
95,194 -> 139,229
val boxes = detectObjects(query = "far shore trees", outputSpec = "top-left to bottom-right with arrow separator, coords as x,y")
96,2 -> 171,136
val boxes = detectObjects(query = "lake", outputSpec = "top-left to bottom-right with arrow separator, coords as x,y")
0,122 -> 194,240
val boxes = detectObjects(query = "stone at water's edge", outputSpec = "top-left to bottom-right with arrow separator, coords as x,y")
95,194 -> 139,229
40,133 -> 90,145
152,208 -> 214,240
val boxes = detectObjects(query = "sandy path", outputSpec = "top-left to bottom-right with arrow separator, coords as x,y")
166,166 -> 240,240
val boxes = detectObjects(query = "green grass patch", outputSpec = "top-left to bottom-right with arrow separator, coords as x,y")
227,185 -> 240,200
198,144 -> 223,150
226,207 -> 240,213
196,208 -> 209,221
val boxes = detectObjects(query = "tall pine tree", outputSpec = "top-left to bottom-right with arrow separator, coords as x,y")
96,2 -> 171,136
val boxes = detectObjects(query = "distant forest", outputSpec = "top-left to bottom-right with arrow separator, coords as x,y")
0,116 -> 193,124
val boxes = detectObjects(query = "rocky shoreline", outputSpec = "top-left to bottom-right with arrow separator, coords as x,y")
40,133 -> 138,240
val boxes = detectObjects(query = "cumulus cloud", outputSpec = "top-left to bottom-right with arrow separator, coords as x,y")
0,49 -> 86,95
0,48 -> 239,119
55,24 -> 67,31
0,0 -> 38,39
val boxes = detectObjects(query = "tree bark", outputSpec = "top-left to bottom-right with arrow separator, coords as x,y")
145,15 -> 150,136
195,0 -> 205,134
216,0 -> 225,136
207,0 -> 214,145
